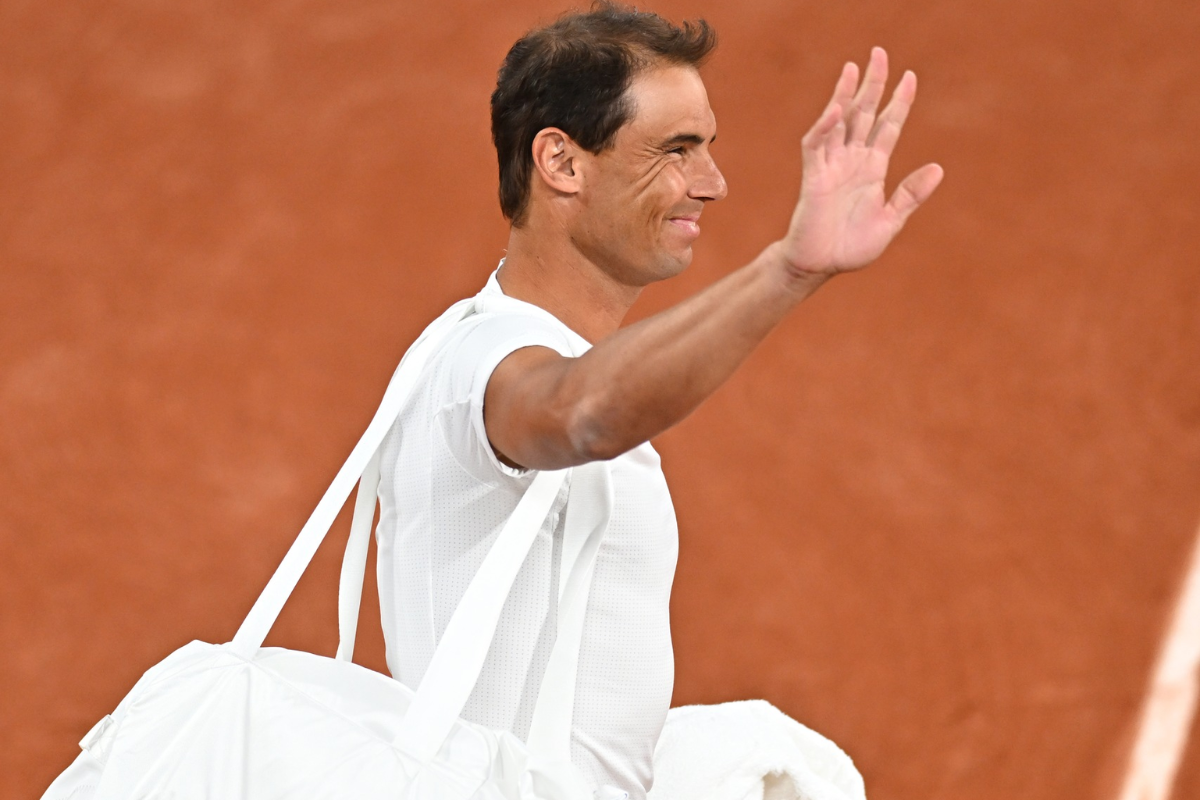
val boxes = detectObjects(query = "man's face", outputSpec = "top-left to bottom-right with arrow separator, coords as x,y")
572,65 -> 727,286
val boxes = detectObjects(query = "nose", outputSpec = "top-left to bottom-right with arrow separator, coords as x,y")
689,151 -> 728,203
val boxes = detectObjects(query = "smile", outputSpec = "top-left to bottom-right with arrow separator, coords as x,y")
667,217 -> 701,237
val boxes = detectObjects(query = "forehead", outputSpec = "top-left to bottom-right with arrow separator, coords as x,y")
620,65 -> 716,142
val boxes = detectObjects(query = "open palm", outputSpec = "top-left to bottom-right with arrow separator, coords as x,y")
780,47 -> 944,275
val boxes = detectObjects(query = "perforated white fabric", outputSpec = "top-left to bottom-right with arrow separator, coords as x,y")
377,271 -> 679,800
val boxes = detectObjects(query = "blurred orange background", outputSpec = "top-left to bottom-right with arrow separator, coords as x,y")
3,1 -> 1199,799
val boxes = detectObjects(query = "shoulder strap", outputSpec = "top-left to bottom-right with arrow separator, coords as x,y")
334,406 -> 613,767
228,298 -> 476,661
390,467 -> 570,761
334,447 -> 380,662
390,462 -> 612,764
525,459 -> 613,762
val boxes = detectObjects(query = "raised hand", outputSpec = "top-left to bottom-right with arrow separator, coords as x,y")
778,47 -> 943,276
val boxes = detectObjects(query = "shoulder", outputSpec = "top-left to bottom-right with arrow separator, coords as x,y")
431,309 -> 575,398
456,310 -> 575,358
409,307 -> 576,480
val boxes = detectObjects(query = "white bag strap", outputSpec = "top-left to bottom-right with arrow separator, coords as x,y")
333,454 -> 612,761
334,447 -> 381,662
389,461 -> 611,764
525,459 -> 612,762
229,298 -> 476,661
390,466 -> 568,759
330,427 -> 612,763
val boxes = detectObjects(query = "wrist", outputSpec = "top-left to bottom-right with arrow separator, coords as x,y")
760,241 -> 833,299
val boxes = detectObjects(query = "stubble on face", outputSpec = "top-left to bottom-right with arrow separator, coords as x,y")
572,65 -> 724,289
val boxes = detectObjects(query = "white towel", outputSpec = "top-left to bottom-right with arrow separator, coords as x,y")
648,700 -> 866,800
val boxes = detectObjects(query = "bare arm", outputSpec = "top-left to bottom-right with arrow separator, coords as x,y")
486,48 -> 944,470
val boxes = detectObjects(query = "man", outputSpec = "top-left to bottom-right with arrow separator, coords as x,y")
375,5 -> 941,800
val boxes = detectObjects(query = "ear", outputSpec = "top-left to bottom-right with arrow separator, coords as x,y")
530,128 -> 583,196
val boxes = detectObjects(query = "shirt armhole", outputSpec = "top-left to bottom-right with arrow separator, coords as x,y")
466,332 -> 574,480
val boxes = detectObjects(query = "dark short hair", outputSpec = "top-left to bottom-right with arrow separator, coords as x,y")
491,2 -> 716,226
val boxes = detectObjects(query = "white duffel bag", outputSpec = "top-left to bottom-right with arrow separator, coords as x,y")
41,296 -> 619,800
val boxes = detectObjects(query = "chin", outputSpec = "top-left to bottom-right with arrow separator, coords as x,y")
602,243 -> 694,287
658,248 -> 694,279
622,253 -> 689,287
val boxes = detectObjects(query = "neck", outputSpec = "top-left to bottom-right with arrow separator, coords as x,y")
496,222 -> 641,344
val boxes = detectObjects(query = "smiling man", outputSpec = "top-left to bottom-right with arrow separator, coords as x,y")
375,4 -> 941,800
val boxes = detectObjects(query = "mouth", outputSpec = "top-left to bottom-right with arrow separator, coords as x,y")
666,215 -> 701,237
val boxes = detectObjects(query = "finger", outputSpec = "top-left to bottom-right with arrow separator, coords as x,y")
803,63 -> 856,161
886,162 -> 944,224
827,111 -> 847,158
846,47 -> 889,145
869,69 -> 917,156
801,102 -> 844,164
827,61 -> 860,113
819,61 -> 859,145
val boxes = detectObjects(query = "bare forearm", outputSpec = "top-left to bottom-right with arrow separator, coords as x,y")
556,244 -> 827,463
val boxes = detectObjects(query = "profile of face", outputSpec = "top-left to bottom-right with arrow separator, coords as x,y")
568,65 -> 728,287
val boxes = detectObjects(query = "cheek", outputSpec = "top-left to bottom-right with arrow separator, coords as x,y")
640,168 -> 688,217
585,163 -> 686,244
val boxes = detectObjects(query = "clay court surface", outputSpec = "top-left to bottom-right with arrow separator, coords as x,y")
3,1 -> 1199,798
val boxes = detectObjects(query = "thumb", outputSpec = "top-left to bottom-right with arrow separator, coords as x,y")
887,163 -> 944,225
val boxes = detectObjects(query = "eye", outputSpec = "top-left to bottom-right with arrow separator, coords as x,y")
667,146 -> 686,156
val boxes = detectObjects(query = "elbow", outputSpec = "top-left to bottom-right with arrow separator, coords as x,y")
561,392 -> 634,464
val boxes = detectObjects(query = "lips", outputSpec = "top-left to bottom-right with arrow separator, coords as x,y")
667,215 -> 701,237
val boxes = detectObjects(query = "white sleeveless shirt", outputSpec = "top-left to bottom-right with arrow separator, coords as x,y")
376,271 -> 679,799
